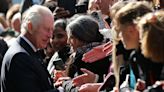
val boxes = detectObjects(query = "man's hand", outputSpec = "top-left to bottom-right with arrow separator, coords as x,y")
78,83 -> 102,92
72,68 -> 97,87
82,42 -> 112,63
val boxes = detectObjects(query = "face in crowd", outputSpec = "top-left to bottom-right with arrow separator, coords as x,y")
66,15 -> 103,51
33,15 -> 54,49
114,1 -> 152,49
50,19 -> 68,51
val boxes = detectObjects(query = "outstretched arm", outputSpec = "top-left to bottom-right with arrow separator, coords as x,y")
82,42 -> 112,63
72,68 -> 98,87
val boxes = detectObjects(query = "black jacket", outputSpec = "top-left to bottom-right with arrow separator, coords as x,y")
1,37 -> 59,92
130,49 -> 164,86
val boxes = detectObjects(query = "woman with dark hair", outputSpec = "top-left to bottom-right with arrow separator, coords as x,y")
59,15 -> 111,92
47,19 -> 70,77
65,15 -> 111,82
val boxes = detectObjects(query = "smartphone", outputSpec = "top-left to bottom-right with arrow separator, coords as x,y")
57,0 -> 76,16
53,59 -> 65,70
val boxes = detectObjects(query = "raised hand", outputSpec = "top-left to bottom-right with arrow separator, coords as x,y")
82,42 -> 112,63
72,68 -> 97,87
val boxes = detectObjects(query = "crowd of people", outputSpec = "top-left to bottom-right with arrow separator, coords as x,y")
0,0 -> 164,92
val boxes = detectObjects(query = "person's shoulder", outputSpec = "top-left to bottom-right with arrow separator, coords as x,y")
3,48 -> 29,62
11,52 -> 33,66
3,39 -> 29,61
5,43 -> 22,56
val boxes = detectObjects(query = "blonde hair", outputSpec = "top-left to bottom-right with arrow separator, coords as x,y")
114,1 -> 152,34
110,0 -> 129,19
138,10 -> 164,63
112,1 -> 153,87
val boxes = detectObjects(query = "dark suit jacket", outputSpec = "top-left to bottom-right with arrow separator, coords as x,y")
1,37 -> 59,92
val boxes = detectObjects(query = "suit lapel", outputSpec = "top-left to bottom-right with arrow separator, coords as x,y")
17,37 -> 36,56
17,37 -> 54,88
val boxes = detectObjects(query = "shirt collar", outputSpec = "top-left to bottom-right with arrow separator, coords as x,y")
20,35 -> 38,52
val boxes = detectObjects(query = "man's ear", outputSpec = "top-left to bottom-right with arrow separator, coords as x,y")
27,21 -> 33,33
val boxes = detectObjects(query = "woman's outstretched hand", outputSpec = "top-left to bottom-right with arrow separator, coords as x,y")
82,42 -> 112,63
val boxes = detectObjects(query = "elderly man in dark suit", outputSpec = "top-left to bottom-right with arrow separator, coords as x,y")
1,5 -> 59,92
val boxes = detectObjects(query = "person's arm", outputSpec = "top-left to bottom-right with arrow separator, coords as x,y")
82,42 -> 112,63
62,68 -> 99,92
72,68 -> 99,87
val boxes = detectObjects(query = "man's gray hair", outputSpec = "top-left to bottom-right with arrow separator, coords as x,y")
21,5 -> 53,33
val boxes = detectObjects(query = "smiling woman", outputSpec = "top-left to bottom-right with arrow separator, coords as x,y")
65,15 -> 111,83
47,19 -> 71,77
